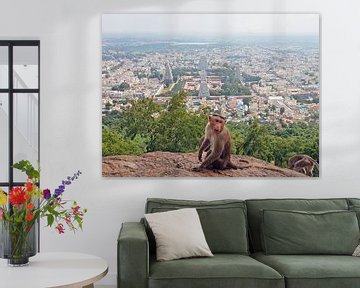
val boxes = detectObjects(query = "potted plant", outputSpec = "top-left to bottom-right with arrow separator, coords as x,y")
0,160 -> 87,266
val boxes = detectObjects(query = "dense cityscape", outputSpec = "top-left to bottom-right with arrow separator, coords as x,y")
102,35 -> 319,127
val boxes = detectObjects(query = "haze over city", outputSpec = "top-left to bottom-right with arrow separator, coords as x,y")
102,13 -> 319,37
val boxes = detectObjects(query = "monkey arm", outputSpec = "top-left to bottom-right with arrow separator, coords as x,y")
198,138 -> 210,162
199,141 -> 223,169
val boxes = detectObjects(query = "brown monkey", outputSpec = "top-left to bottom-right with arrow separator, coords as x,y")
193,114 -> 237,171
288,155 -> 319,177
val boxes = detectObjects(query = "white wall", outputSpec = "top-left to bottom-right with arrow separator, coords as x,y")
1,0 -> 360,285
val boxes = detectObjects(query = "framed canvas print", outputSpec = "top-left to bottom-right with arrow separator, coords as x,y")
101,13 -> 319,177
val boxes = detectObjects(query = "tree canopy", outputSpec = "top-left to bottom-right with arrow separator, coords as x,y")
102,91 -> 319,171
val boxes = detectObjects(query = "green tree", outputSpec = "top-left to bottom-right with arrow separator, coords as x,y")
105,102 -> 112,110
242,121 -> 273,162
269,122 -> 319,168
112,82 -> 130,91
271,137 -> 292,167
149,92 -> 207,152
102,110 -> 125,131
230,129 -> 246,155
121,98 -> 161,140
201,120 -> 319,170
102,128 -> 146,156
210,90 -> 221,96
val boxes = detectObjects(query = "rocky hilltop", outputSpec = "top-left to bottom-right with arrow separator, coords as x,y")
102,152 -> 306,177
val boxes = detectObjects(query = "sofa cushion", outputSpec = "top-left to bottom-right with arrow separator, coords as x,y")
349,205 -> 360,228
149,254 -> 284,288
246,198 -> 349,252
261,209 -> 359,255
346,199 -> 360,229
347,198 -> 360,207
252,252 -> 360,288
145,208 -> 213,261
146,198 -> 249,254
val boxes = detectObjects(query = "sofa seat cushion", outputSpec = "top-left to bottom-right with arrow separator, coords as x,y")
149,254 -> 284,288
252,252 -> 360,288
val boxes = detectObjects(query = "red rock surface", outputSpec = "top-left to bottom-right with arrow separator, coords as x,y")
102,152 -> 307,177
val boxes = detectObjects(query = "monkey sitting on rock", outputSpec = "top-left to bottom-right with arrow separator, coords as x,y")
288,154 -> 319,177
193,114 -> 238,171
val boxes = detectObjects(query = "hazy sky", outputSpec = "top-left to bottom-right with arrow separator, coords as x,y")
102,14 -> 319,37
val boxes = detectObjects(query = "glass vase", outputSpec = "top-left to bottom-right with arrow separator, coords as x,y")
0,220 -> 37,266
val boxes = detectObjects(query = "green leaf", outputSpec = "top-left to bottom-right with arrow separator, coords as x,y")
12,160 -> 40,180
47,214 -> 54,227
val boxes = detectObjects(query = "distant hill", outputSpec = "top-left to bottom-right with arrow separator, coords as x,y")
102,152 -> 306,177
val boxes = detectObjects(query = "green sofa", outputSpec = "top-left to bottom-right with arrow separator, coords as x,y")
118,198 -> 360,288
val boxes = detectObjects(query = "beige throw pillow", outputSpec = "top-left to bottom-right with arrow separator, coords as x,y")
353,244 -> 360,256
145,208 -> 213,261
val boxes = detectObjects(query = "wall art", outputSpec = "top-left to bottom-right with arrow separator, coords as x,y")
102,13 -> 319,177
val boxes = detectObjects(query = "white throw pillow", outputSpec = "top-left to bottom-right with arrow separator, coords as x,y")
145,208 -> 213,261
353,244 -> 360,256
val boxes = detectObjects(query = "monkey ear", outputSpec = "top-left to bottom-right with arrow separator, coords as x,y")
208,115 -> 212,121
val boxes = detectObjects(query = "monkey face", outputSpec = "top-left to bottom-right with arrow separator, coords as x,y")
209,115 -> 225,133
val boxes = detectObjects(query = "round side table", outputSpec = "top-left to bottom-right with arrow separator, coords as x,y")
0,252 -> 108,288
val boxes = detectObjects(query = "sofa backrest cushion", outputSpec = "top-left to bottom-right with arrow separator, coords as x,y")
246,198 -> 349,252
348,198 -> 360,207
261,209 -> 359,255
145,198 -> 249,254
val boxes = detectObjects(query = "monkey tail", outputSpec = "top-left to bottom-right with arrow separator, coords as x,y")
226,161 -> 238,170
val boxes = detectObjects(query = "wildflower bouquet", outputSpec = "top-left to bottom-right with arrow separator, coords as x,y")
0,160 -> 87,265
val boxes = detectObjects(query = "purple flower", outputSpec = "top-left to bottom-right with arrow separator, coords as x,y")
43,189 -> 51,200
54,171 -> 82,199
54,189 -> 63,198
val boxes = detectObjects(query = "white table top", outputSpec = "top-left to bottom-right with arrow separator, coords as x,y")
0,252 -> 108,288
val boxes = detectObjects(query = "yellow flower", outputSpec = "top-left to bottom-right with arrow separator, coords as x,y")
0,190 -> 7,206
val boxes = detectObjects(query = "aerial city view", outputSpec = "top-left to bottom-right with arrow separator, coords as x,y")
102,14 -> 320,177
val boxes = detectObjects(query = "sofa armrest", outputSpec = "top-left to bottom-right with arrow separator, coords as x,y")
118,222 -> 149,288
